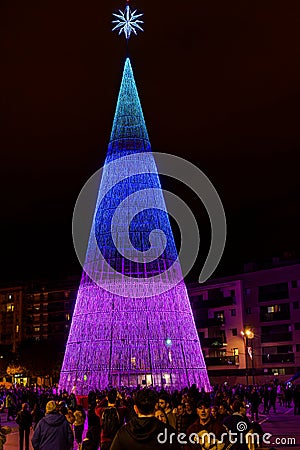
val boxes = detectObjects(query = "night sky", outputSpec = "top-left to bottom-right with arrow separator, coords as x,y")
1,0 -> 300,284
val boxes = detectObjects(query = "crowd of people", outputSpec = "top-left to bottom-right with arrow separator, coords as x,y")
0,381 -> 299,449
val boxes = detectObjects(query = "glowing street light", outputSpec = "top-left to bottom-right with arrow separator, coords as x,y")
241,328 -> 255,385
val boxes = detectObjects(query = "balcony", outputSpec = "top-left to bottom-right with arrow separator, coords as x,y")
203,297 -> 236,308
261,332 -> 293,343
262,353 -> 294,364
205,318 -> 225,327
205,356 -> 239,366
260,312 -> 290,322
202,338 -> 226,348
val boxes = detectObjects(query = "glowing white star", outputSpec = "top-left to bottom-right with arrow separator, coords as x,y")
112,5 -> 144,40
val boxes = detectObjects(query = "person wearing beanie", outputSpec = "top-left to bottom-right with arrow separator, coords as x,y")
32,400 -> 74,450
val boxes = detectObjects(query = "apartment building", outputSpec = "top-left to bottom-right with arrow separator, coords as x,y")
188,261 -> 300,384
0,277 -> 79,382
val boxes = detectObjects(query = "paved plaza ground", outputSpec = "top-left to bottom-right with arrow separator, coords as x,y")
1,403 -> 300,449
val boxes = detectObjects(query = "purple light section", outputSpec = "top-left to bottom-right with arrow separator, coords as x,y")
59,58 -> 210,394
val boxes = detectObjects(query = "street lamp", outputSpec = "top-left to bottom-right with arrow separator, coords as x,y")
241,329 -> 255,385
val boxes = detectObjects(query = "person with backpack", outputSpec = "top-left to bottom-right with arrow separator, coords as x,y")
16,403 -> 33,450
95,389 -> 128,450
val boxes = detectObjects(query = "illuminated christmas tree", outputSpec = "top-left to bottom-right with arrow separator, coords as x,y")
59,5 -> 210,394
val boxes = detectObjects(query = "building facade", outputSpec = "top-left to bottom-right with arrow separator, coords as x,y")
188,261 -> 300,384
0,277 -> 78,384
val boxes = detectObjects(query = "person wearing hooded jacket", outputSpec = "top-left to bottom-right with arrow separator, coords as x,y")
31,400 -> 74,450
110,389 -> 181,450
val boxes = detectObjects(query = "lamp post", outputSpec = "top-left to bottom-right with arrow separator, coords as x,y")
241,329 -> 255,385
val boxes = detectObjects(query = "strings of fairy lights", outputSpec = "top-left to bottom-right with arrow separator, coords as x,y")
59,4 -> 210,394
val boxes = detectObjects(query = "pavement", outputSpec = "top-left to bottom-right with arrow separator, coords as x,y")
257,404 -> 300,449
1,404 -> 300,449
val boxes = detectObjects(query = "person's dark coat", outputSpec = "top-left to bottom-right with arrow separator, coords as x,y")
16,410 -> 33,429
110,416 -> 181,450
31,412 -> 74,450
223,413 -> 252,450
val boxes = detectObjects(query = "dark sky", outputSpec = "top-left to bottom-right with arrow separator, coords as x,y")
1,0 -> 300,284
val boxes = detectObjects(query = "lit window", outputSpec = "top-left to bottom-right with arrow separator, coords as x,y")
8,294 -> 12,300
65,314 -> 70,321
131,357 -> 136,368
6,304 -> 14,312
16,325 -> 19,333
34,327 -> 40,333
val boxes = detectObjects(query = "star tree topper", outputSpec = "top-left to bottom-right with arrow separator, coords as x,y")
112,1 -> 144,40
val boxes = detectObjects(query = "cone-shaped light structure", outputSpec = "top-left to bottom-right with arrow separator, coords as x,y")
59,58 -> 210,394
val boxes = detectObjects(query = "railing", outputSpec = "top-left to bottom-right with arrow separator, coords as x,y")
262,353 -> 294,364
203,297 -> 236,308
261,332 -> 293,343
204,318 -> 225,327
260,312 -> 290,322
201,338 -> 226,348
205,356 -> 239,366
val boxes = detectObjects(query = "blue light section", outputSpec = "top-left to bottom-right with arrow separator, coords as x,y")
107,58 -> 150,163
96,58 -> 178,276
95,174 -> 178,277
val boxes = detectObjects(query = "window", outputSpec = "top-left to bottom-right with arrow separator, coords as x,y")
6,304 -> 14,312
295,323 -> 300,330
262,347 -> 276,355
293,301 -> 299,309
272,368 -> 285,375
65,314 -> 70,321
245,288 -> 251,295
8,294 -> 13,300
131,357 -> 136,368
258,282 -> 289,301
34,327 -> 40,333
220,330 -> 226,343
296,344 -> 300,352
231,309 -> 236,316
232,328 -> 237,336
214,311 -> 225,323
246,307 -> 251,314
16,325 -> 19,333
233,348 -> 239,356
291,280 -> 298,288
